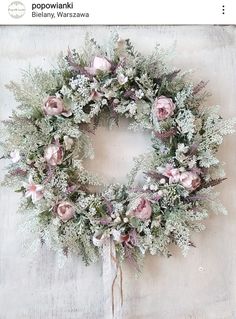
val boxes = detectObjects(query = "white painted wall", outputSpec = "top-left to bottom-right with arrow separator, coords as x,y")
0,26 -> 236,319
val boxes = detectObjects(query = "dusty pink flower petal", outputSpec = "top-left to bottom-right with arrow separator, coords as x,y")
57,201 -> 75,222
44,96 -> 65,116
163,165 -> 181,183
180,171 -> 201,191
23,175 -> 43,203
44,144 -> 64,166
117,74 -> 128,85
61,110 -> 73,117
151,193 -> 162,202
84,67 -> 96,75
66,184 -> 77,193
153,95 -> 176,121
85,56 -> 111,75
93,56 -> 111,71
120,230 -> 138,248
130,198 -> 152,220
89,89 -> 102,101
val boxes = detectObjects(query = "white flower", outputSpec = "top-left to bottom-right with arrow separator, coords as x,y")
126,68 -> 135,77
135,89 -> 144,99
117,74 -> 128,85
102,99 -> 108,105
22,175 -> 43,203
63,136 -> 74,150
128,101 -> 137,115
150,184 -> 158,191
177,143 -> 189,153
10,150 -> 21,163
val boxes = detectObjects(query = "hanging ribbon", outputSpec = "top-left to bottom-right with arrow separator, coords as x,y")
102,239 -> 123,319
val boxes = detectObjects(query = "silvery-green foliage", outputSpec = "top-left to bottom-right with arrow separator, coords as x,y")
176,109 -> 195,141
1,35 -> 235,268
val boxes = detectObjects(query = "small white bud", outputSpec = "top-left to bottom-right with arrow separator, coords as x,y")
150,184 -> 158,191
113,98 -> 119,104
160,178 -> 166,184
157,190 -> 163,196
114,217 -> 121,223
123,217 -> 129,223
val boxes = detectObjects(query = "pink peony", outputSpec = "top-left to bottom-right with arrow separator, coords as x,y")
180,171 -> 201,191
85,56 -> 111,75
44,144 -> 63,166
44,96 -> 64,116
23,175 -> 43,203
153,95 -> 176,120
163,164 -> 181,183
130,198 -> 152,221
57,201 -> 75,222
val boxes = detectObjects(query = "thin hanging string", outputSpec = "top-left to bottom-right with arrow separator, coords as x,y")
103,239 -> 123,319
111,252 -> 123,317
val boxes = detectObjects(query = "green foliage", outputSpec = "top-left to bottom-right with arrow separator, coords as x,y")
1,35 -> 235,268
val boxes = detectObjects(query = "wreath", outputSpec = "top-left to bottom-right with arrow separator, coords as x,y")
1,35 -> 235,268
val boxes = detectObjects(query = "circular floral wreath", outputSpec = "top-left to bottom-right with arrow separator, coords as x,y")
1,35 -> 235,267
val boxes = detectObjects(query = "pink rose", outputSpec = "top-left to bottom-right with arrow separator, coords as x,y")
180,171 -> 201,191
44,96 -> 64,116
163,164 -> 181,183
85,56 -> 111,75
57,201 -> 75,222
130,198 -> 152,221
153,96 -> 176,120
44,144 -> 63,166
